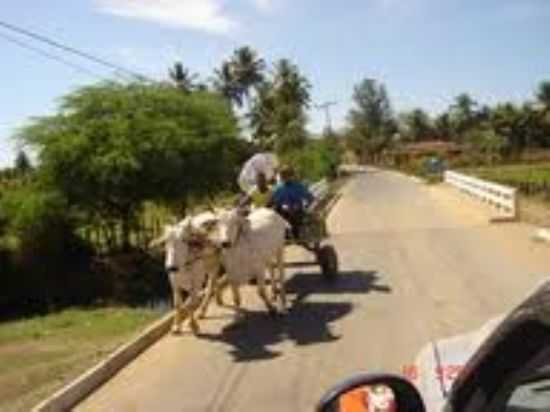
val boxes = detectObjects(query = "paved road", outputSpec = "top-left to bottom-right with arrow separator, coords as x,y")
77,171 -> 550,412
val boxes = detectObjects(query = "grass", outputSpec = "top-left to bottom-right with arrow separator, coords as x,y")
0,307 -> 162,412
465,163 -> 550,187
463,163 -> 550,225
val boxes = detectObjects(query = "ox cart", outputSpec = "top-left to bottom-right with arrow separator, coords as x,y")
285,179 -> 340,280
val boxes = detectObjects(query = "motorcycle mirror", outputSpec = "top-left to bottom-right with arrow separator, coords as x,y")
316,374 -> 426,412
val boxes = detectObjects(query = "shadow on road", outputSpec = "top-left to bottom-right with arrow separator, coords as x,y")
198,270 -> 390,363
198,300 -> 351,362
286,270 -> 392,301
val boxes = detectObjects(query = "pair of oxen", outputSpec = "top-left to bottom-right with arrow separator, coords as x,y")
151,207 -> 289,335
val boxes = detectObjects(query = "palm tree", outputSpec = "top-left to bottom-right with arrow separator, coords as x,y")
272,59 -> 311,108
405,109 -> 433,142
169,62 -> 199,93
452,93 -> 477,119
349,78 -> 394,138
490,102 -> 527,155
536,81 -> 550,109
267,59 -> 312,152
434,112 -> 453,141
213,61 -> 242,107
231,46 -> 265,105
14,150 -> 31,175
248,82 -> 276,145
213,47 -> 265,109
450,93 -> 479,138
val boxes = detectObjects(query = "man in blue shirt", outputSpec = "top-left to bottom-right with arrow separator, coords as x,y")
269,166 -> 314,239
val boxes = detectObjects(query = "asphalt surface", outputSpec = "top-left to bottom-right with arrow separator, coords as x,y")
76,170 -> 550,412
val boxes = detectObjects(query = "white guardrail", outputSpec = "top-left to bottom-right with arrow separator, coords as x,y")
309,179 -> 330,212
338,164 -> 369,174
444,171 -> 518,220
310,179 -> 329,199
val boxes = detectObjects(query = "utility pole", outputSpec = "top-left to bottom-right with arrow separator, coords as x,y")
315,101 -> 337,136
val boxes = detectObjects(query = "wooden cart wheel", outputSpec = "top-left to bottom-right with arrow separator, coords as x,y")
317,244 -> 339,281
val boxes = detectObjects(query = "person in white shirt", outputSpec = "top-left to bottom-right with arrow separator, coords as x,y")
238,152 -> 279,194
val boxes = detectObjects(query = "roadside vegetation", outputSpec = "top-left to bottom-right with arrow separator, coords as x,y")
0,46 -> 343,320
464,163 -> 550,223
338,75 -> 550,211
0,307 -> 161,412
0,46 -> 343,407
466,163 -> 550,197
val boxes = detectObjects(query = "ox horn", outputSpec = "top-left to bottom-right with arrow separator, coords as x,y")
148,225 -> 170,249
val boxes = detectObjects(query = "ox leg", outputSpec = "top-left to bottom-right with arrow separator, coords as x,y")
276,248 -> 287,313
215,275 -> 230,307
226,282 -> 244,321
256,273 -> 276,315
268,265 -> 277,300
230,284 -> 241,309
182,291 -> 202,335
171,288 -> 184,335
197,273 -> 217,319
188,300 -> 201,335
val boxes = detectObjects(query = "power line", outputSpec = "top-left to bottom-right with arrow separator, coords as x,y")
0,19 -> 153,82
315,101 -> 338,134
0,31 -> 107,80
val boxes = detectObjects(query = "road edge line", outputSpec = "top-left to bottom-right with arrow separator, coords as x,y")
31,311 -> 175,412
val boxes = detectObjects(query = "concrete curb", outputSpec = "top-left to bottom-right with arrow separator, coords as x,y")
324,193 -> 343,219
409,176 -> 425,184
489,214 -> 518,224
533,228 -> 550,244
32,311 -> 175,412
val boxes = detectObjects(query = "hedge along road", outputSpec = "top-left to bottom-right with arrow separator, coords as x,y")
75,170 -> 550,412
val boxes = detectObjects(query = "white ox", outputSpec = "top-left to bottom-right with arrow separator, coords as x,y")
200,207 -> 288,317
151,212 -> 222,335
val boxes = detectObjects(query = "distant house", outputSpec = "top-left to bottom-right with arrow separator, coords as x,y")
388,140 -> 464,165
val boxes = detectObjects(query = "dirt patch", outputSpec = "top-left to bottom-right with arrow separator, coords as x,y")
519,196 -> 550,227
0,308 -> 161,412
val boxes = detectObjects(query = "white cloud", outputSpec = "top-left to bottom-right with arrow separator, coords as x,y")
96,0 -> 237,34
251,0 -> 273,12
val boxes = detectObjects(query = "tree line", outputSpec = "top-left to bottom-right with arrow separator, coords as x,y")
343,79 -> 550,165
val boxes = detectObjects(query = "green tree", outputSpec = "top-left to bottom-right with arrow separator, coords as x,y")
434,112 -> 454,141
14,150 -> 31,175
248,59 -> 311,153
1,185 -> 70,242
272,59 -> 310,109
213,61 -> 242,106
231,46 -> 265,106
169,62 -> 199,93
403,109 -> 433,142
520,102 -> 550,149
490,103 -> 529,157
18,81 -> 239,249
536,81 -> 550,109
282,138 -> 342,182
270,59 -> 311,152
346,123 -> 382,162
449,93 -> 479,138
248,82 -> 277,146
347,78 -> 396,161
535,82 -> 550,146
465,127 -> 506,165
214,46 -> 265,110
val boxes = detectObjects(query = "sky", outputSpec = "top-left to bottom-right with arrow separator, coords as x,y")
1,0 -> 550,167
